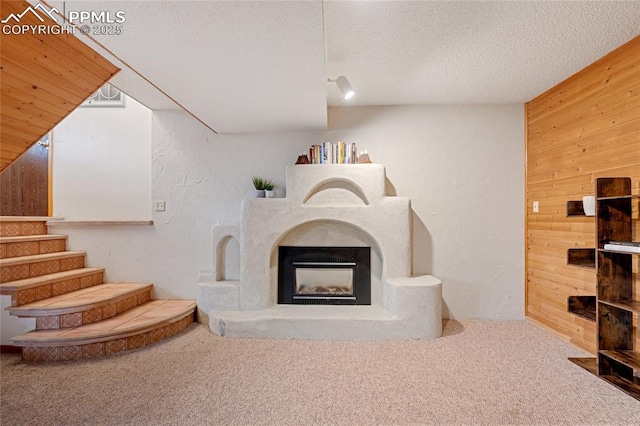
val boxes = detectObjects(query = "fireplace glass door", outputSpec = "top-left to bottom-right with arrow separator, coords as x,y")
294,265 -> 355,300
278,246 -> 370,305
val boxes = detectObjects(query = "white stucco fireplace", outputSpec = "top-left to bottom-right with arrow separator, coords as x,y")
197,164 -> 442,340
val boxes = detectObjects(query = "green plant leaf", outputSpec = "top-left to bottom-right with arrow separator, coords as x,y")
252,176 -> 265,190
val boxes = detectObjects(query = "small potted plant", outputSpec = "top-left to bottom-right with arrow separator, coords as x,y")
264,180 -> 275,198
252,176 -> 265,198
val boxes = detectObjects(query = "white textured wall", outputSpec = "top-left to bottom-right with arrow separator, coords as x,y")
327,106 -> 524,319
3,105 -> 523,343
0,297 -> 34,345
52,96 -> 152,220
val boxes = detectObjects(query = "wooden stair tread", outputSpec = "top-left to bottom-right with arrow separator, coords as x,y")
0,267 -> 104,294
0,251 -> 85,267
11,300 -> 196,346
0,234 -> 67,243
7,283 -> 152,316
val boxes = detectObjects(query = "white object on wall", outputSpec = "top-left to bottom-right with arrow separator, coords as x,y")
582,195 -> 596,216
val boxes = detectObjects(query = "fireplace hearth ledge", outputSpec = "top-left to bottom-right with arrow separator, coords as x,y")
209,275 -> 441,340
197,164 -> 443,340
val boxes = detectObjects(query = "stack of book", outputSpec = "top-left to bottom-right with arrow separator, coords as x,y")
603,241 -> 640,253
309,141 -> 357,164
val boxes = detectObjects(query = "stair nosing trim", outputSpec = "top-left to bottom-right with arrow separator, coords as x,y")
0,251 -> 85,267
0,235 -> 68,244
12,306 -> 195,347
0,217 -> 61,222
7,284 -> 154,317
0,268 -> 105,293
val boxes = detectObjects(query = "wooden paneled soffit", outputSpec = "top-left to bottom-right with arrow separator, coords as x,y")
1,0 -> 120,171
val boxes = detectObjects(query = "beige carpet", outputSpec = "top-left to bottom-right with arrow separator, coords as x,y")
1,320 -> 639,425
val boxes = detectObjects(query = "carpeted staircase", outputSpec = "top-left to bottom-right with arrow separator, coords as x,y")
0,218 -> 195,361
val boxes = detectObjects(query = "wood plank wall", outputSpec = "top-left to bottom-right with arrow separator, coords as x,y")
526,36 -> 640,353
0,143 -> 49,216
0,0 -> 119,171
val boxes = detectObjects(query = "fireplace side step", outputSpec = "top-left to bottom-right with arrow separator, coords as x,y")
209,305 -> 412,340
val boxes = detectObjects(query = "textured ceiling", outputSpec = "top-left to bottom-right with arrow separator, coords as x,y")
325,0 -> 640,106
49,1 -> 640,132
59,0 -> 327,133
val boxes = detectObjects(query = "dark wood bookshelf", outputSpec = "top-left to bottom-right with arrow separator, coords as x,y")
592,177 -> 639,401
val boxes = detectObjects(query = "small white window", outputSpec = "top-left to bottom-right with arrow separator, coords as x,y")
82,83 -> 125,107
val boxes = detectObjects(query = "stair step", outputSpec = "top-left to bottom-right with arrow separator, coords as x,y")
0,234 -> 67,243
0,220 -> 47,237
0,235 -> 67,259
0,267 -> 105,306
0,251 -> 85,267
0,267 -> 104,294
8,283 -> 153,329
0,251 -> 85,283
12,300 -> 196,361
0,234 -> 68,244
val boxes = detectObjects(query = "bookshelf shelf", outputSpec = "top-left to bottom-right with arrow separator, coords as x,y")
596,194 -> 640,201
599,298 -> 640,315
600,375 -> 640,399
565,195 -> 596,321
567,296 -> 596,321
599,350 -> 640,372
569,357 -> 596,374
567,248 -> 595,268
566,200 -> 586,216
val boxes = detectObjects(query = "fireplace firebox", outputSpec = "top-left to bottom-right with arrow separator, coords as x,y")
278,246 -> 371,305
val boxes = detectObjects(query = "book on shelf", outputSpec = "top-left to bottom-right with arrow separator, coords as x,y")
603,242 -> 640,253
309,141 -> 357,164
608,241 -> 640,247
